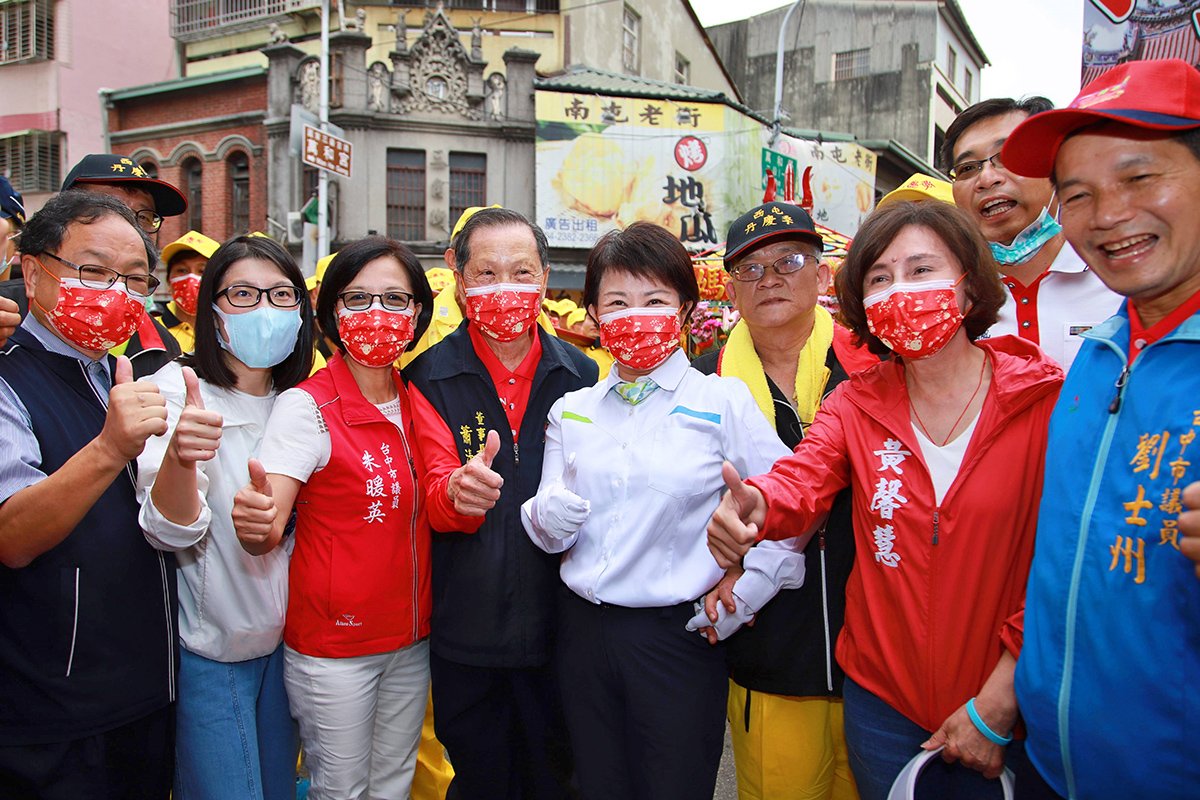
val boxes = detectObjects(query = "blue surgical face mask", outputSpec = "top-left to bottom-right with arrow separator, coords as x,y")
988,205 -> 1063,266
213,304 -> 302,369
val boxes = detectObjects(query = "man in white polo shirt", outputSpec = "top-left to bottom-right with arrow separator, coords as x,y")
942,97 -> 1120,368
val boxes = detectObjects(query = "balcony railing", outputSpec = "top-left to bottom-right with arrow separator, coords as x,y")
171,0 -> 320,42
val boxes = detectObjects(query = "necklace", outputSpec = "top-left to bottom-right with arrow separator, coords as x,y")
910,353 -> 987,447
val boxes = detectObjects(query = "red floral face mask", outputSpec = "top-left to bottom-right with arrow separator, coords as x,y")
35,260 -> 144,352
170,273 -> 202,317
337,306 -> 415,368
464,283 -> 542,342
863,278 -> 964,359
599,307 -> 682,371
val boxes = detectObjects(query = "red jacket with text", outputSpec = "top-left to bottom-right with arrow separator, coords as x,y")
747,335 -> 1061,731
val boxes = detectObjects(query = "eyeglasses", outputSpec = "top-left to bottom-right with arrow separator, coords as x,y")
727,252 -> 820,283
948,152 -> 1004,182
217,283 -> 303,308
338,290 -> 415,312
40,251 -> 159,297
134,208 -> 163,234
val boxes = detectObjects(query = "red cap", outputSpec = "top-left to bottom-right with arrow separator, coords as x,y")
1002,59 -> 1200,178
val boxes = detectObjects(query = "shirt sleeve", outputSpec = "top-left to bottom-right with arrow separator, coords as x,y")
521,396 -> 579,553
735,537 -> 808,613
136,363 -> 212,551
409,384 -> 484,534
259,388 -> 330,483
1000,604 -> 1024,657
0,375 -> 47,504
746,383 -> 854,542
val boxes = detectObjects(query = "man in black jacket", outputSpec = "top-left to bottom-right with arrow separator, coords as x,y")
692,202 -> 859,800
406,208 -> 595,800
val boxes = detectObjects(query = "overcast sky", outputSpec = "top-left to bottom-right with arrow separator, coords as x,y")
689,0 -> 1084,107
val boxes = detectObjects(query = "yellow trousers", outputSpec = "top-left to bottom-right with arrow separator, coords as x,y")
411,691 -> 454,800
727,679 -> 859,800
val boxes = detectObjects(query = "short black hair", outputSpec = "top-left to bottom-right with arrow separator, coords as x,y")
20,189 -> 156,269
940,96 -> 1055,173
316,236 -> 433,353
452,207 -> 549,273
582,222 -> 699,322
184,235 -> 314,391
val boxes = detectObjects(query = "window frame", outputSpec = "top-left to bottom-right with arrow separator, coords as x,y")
622,5 -> 640,75
386,148 -> 426,242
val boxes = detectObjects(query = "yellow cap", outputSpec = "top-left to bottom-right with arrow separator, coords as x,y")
306,251 -> 337,292
424,267 -> 456,294
160,231 -> 220,266
877,174 -> 955,208
565,307 -> 588,328
247,231 -> 272,238
451,204 -> 503,241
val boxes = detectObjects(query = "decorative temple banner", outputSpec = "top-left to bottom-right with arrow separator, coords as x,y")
535,91 -> 876,251
1082,0 -> 1200,86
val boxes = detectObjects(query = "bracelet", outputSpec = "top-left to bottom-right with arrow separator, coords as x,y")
965,697 -> 1012,746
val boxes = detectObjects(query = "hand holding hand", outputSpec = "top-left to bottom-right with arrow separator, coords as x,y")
168,367 -> 223,465
98,356 -> 169,463
448,429 -> 504,516
706,462 -> 767,569
687,571 -> 755,645
233,458 -> 278,547
533,452 -> 590,539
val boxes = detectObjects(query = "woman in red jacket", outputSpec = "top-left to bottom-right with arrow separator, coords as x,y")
707,200 -> 1063,800
232,237 -> 435,800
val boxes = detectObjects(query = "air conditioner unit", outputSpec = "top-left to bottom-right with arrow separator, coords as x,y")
287,211 -> 304,241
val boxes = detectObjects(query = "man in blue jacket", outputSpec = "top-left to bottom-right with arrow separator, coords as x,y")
1001,58 -> 1200,800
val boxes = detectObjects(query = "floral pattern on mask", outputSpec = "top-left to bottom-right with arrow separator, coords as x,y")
599,307 -> 681,371
464,283 -> 542,342
170,273 -> 202,317
43,278 -> 145,352
337,306 -> 415,368
864,279 -> 964,359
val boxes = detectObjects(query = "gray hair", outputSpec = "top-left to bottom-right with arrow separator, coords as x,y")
451,207 -> 549,273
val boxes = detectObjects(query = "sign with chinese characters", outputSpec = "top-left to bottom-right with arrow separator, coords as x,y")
535,90 -> 877,251
1081,0 -> 1200,87
302,124 -> 353,179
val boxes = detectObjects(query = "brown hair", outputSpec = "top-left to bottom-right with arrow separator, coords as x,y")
836,200 -> 1006,356
583,222 -> 699,321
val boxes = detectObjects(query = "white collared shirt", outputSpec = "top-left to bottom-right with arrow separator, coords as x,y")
522,349 -> 790,607
983,243 -> 1121,369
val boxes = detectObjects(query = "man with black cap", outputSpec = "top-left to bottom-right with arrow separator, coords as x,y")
0,175 -> 23,348
1001,59 -> 1200,799
689,201 -> 859,800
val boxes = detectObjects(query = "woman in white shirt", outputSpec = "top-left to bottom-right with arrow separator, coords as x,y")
522,222 -> 788,800
137,235 -> 314,800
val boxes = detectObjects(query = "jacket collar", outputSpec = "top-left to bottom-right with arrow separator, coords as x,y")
422,320 -> 584,384
327,351 -> 409,427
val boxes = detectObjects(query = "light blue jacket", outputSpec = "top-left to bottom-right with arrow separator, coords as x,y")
1017,306 -> 1200,799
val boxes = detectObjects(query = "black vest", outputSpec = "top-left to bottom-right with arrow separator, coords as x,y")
0,326 -> 177,745
405,323 -> 597,668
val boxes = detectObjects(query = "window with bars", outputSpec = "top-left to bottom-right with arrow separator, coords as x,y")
228,153 -> 250,235
449,152 -> 486,232
1,0 -> 54,65
184,157 -> 203,232
0,129 -> 60,192
833,48 -> 869,81
673,52 -> 690,85
622,5 -> 640,75
387,149 -> 425,242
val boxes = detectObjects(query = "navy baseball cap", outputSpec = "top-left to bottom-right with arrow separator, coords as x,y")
724,202 -> 823,268
0,175 -> 24,224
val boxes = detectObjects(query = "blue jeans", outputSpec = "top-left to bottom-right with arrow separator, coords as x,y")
174,643 -> 299,800
843,677 -> 1025,800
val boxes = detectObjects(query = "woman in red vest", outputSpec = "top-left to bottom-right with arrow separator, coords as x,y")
233,237 -> 435,800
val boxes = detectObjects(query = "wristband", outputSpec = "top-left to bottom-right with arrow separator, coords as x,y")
966,697 -> 1012,746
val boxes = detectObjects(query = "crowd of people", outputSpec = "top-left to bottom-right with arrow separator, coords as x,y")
0,56 -> 1198,800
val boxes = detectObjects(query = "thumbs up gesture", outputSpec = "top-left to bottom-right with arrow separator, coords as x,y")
532,451 -> 590,540
232,458 -> 278,548
447,429 -> 505,517
706,461 -> 768,569
167,367 -> 223,465
97,355 -> 169,463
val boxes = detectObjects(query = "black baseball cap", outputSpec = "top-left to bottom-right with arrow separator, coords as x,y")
724,202 -> 823,268
61,154 -> 187,217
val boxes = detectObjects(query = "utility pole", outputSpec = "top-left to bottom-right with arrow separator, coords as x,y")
771,0 -> 805,147
318,0 -> 330,259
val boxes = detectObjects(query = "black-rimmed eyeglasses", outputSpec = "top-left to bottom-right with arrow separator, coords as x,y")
217,284 -> 303,308
948,152 -> 1004,182
40,251 -> 159,297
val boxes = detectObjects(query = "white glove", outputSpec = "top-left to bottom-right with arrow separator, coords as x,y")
685,593 -> 755,641
532,452 -> 590,540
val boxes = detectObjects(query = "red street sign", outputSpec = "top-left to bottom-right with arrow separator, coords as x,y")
302,124 -> 352,179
